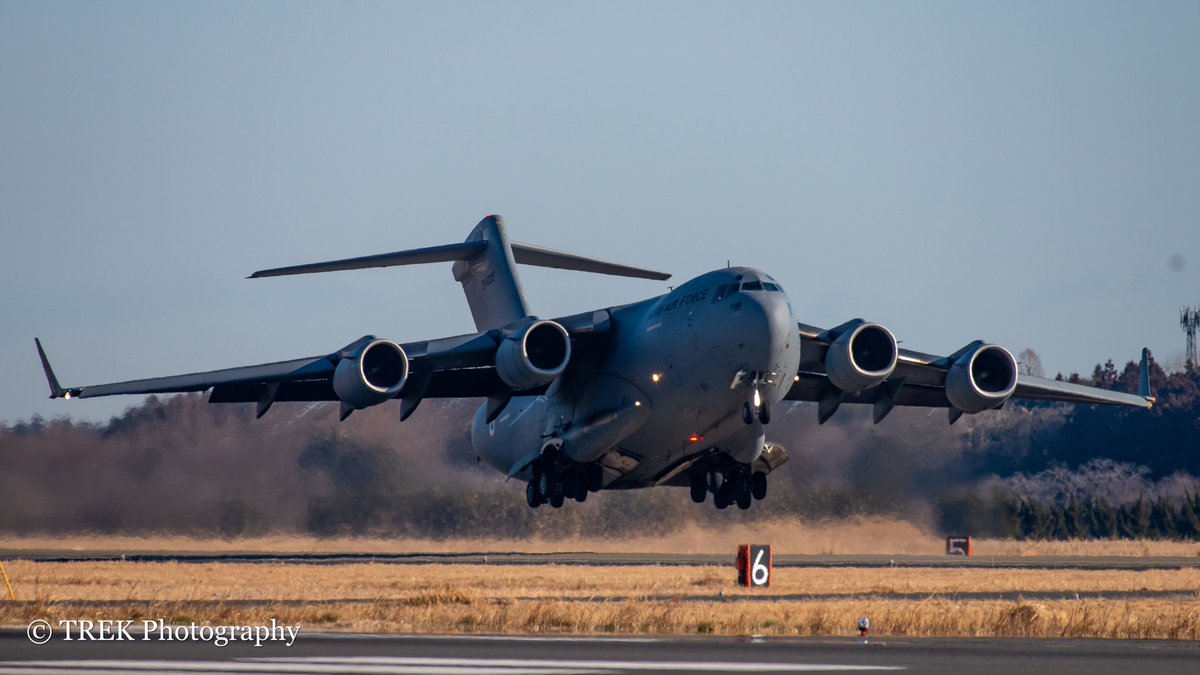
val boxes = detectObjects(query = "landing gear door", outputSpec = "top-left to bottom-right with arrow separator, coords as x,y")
541,378 -> 575,437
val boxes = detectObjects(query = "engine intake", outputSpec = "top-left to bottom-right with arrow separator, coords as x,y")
333,339 -> 409,409
496,320 -> 571,390
824,322 -> 898,392
945,343 -> 1018,413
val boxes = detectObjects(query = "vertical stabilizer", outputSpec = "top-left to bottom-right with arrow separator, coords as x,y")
452,216 -> 531,331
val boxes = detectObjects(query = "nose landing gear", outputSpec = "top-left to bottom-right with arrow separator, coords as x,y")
742,387 -> 771,425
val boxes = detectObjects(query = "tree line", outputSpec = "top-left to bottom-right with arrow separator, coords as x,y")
1,350 -> 1196,540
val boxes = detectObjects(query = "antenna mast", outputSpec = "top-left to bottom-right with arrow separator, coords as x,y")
1182,306 -> 1200,369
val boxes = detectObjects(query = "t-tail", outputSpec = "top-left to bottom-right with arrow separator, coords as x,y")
250,215 -> 671,331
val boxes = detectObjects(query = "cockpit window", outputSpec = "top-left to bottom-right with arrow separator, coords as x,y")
742,281 -> 764,291
712,284 -> 729,302
763,282 -> 779,292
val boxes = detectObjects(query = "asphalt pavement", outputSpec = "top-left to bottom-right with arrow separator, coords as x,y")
1,631 -> 1197,674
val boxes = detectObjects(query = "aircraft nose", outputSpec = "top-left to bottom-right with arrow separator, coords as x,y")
759,291 -> 794,354
730,290 -> 794,370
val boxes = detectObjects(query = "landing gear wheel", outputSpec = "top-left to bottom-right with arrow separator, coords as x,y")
574,489 -> 587,503
758,401 -> 771,424
751,472 -> 768,500
736,489 -> 752,510
549,475 -> 565,508
586,465 -> 604,492
742,401 -> 755,425
714,492 -> 730,510
728,473 -> 747,500
562,475 -> 581,502
526,481 -> 542,508
689,473 -> 707,504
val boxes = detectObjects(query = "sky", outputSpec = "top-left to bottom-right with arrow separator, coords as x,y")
2,1 -> 1198,424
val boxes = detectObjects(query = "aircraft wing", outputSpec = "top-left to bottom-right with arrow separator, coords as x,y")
786,321 -> 1153,423
34,308 -> 614,417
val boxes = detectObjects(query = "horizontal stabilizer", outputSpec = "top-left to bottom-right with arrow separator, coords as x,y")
247,214 -> 669,332
249,230 -> 669,282
510,242 -> 670,281
249,241 -> 488,279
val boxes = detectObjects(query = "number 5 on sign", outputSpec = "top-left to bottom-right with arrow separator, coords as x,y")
736,544 -> 772,588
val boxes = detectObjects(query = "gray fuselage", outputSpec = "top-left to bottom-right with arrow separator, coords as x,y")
471,267 -> 801,488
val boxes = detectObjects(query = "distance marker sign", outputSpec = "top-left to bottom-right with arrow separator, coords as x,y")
736,544 -> 772,587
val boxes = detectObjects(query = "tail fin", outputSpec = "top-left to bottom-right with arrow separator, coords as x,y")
451,216 -> 530,331
1139,347 -> 1156,406
249,215 -> 670,332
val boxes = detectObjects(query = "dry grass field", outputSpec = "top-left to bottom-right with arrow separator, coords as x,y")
3,520 -> 1199,639
1,559 -> 1198,640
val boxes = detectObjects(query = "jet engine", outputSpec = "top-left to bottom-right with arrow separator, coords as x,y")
945,343 -> 1018,413
824,322 -> 898,392
496,320 -> 571,390
332,339 -> 409,409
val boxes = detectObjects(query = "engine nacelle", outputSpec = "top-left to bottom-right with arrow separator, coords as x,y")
495,320 -> 571,390
945,343 -> 1018,413
332,339 -> 409,409
824,322 -> 898,392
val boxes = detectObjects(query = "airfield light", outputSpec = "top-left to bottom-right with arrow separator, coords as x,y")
651,373 -> 662,384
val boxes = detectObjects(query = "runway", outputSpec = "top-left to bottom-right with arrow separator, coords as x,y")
1,631 -> 1197,674
7,551 -> 1200,570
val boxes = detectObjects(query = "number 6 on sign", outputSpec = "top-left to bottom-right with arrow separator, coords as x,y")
751,548 -> 770,586
736,544 -> 772,587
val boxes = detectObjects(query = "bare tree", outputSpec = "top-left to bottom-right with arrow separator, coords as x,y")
1018,348 -> 1045,378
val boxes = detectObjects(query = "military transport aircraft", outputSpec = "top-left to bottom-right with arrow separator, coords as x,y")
35,215 -> 1154,510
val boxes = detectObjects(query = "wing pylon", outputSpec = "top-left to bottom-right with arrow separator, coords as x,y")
790,322 -> 1155,423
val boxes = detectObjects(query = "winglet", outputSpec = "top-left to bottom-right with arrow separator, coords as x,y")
1139,347 -> 1156,407
34,338 -> 69,399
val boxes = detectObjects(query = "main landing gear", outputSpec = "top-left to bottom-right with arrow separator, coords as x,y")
526,461 -> 603,509
689,465 -> 768,510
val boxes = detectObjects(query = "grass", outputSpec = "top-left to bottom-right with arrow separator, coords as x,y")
0,560 -> 1197,639
4,562 -> 1200,600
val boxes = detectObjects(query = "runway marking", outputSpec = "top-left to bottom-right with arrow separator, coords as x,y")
0,661 -> 596,675
0,657 -> 904,674
314,633 -> 663,643
261,657 -> 903,672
